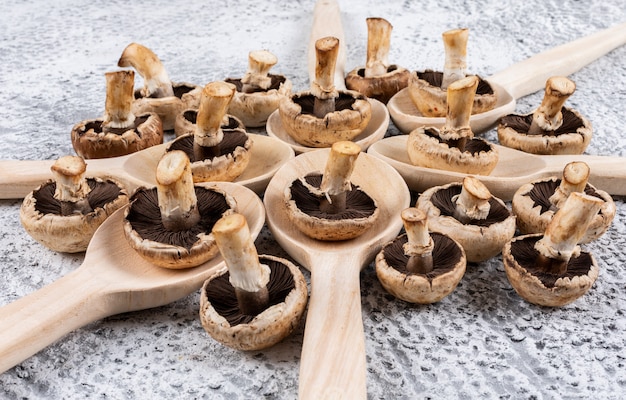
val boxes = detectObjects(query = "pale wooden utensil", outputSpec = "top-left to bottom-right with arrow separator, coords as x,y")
0,182 -> 264,374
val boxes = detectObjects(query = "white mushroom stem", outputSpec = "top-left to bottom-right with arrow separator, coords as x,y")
452,176 -> 491,223
364,17 -> 392,78
402,208 -> 435,274
103,70 -> 136,131
440,75 -> 479,147
311,36 -> 340,118
117,42 -> 174,98
535,191 -> 603,275
51,155 -> 92,215
549,161 -> 591,208
528,76 -> 576,135
212,213 -> 271,316
155,150 -> 200,232
319,141 -> 361,214
441,28 -> 469,90
194,82 -> 236,160
241,50 -> 278,93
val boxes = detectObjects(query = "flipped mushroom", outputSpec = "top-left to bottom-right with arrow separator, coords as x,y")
498,76 -> 592,155
20,155 -> 128,253
503,191 -> 603,306
512,161 -> 615,243
285,141 -> 379,241
417,176 -> 516,262
407,75 -> 499,175
123,150 -> 236,269
407,28 -> 496,117
375,207 -> 466,304
345,17 -> 410,104
71,70 -> 163,159
279,36 -> 372,148
200,213 -> 308,351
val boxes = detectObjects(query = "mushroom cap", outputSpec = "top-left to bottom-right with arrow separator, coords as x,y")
345,66 -> 410,104
503,233 -> 599,306
174,110 -> 245,138
278,90 -> 372,148
131,82 -> 202,131
199,254 -> 308,351
20,177 -> 129,253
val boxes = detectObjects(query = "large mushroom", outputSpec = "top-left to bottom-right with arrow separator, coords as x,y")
498,76 -> 592,155
20,155 -> 128,253
200,213 -> 308,351
71,70 -> 163,159
279,36 -> 371,148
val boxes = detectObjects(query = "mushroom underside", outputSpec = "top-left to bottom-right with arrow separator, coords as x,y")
175,111 -> 244,138
225,75 -> 291,127
32,178 -> 124,215
429,185 -> 511,226
345,65 -> 410,103
225,74 -> 287,94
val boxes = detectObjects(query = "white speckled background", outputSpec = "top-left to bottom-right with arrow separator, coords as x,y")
1,0 -> 625,399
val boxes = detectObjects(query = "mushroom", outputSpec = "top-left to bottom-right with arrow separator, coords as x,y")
284,141 -> 379,241
278,36 -> 372,148
417,176 -> 516,263
512,161 -> 615,243
167,81 -> 252,183
375,207 -> 466,304
407,75 -> 499,175
20,155 -> 129,253
345,17 -> 410,104
200,213 -> 308,350
123,150 -> 237,269
118,42 -> 201,131
71,70 -> 163,159
503,191 -> 604,306
497,76 -> 592,155
407,28 -> 496,117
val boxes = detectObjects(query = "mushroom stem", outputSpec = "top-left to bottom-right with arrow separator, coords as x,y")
402,208 -> 434,274
193,82 -> 236,160
155,150 -> 200,232
440,75 -> 478,150
441,28 -> 469,90
117,42 -> 174,98
528,76 -> 576,135
319,141 -> 361,214
51,155 -> 92,216
311,36 -> 340,118
103,70 -> 136,132
549,161 -> 590,208
212,213 -> 271,316
364,17 -> 392,78
452,177 -> 491,223
241,50 -> 278,93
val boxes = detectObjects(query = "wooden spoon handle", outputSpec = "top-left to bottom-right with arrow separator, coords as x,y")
488,21 -> 626,99
308,0 -> 346,90
0,159 -> 56,199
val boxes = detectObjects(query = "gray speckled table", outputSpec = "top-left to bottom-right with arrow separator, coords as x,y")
1,1 -> 625,399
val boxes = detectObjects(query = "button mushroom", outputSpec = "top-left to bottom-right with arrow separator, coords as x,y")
20,155 -> 129,253
344,17 -> 410,104
71,70 -> 163,159
407,28 -> 496,117
375,207 -> 466,304
123,150 -> 237,269
278,36 -> 372,148
497,76 -> 592,154
503,191 -> 604,306
416,176 -> 516,263
200,213 -> 308,351
284,141 -> 379,241
512,161 -> 615,243
407,75 -> 499,175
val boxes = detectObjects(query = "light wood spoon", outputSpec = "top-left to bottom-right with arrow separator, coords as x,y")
0,182 -> 264,374
264,149 -> 411,399
387,21 -> 626,134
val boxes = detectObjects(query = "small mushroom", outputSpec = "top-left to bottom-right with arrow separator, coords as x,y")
123,150 -> 237,269
279,36 -> 372,148
512,161 -> 615,243
417,176 -> 516,263
497,76 -> 593,155
71,70 -> 163,159
407,75 -> 499,175
284,141 -> 379,241
20,155 -> 129,253
345,17 -> 410,104
200,213 -> 308,351
407,28 -> 496,117
167,81 -> 252,183
375,207 -> 466,304
503,191 -> 604,306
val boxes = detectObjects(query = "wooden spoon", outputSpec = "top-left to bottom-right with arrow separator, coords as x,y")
264,149 -> 411,399
0,181 -> 264,374
367,135 -> 626,201
0,133 -> 294,199
387,21 -> 626,134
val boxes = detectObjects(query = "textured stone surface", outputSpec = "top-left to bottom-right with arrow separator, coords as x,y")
1,0 -> 625,399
